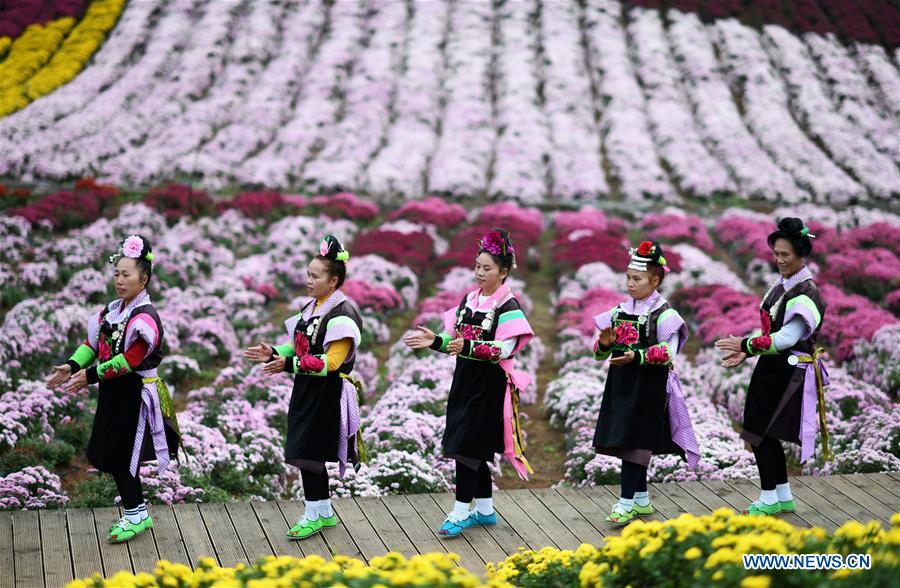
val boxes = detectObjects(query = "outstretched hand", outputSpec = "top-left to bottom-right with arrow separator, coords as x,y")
47,364 -> 72,388
244,341 -> 274,363
403,326 -> 436,350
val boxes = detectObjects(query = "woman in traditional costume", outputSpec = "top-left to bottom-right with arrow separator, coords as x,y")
716,218 -> 828,516
592,240 -> 700,525
404,228 -> 534,537
245,234 -> 365,539
47,235 -> 179,543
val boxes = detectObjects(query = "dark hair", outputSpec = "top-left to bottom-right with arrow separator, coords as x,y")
647,263 -> 665,286
477,228 -> 516,279
315,256 -> 347,288
316,234 -> 348,288
637,239 -> 667,286
112,234 -> 153,286
767,217 -> 813,258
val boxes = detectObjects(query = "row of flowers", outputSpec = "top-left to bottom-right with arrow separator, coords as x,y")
1,1 -> 897,202
65,511 -> 900,587
0,0 -> 124,117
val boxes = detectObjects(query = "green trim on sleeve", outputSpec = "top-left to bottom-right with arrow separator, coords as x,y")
656,308 -> 679,327
69,344 -> 96,369
326,315 -> 362,341
497,309 -> 526,325
274,343 -> 295,357
786,295 -> 822,328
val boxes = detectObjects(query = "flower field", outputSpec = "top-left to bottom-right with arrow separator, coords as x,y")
0,182 -> 897,510
0,0 -> 898,204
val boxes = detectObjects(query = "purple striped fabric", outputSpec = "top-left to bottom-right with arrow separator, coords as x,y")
337,378 -> 360,477
667,371 -> 700,468
657,312 -> 688,353
794,351 -> 830,463
123,313 -> 160,358
783,302 -> 816,341
323,321 -> 361,367
128,370 -> 170,476
87,310 -> 101,349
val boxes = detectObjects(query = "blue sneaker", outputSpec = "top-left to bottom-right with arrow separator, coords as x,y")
462,510 -> 497,527
437,512 -> 467,537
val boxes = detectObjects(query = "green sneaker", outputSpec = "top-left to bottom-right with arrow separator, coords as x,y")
287,516 -> 323,539
319,514 -> 338,528
107,516 -> 152,543
744,501 -> 782,516
780,499 -> 796,513
633,502 -> 654,516
605,504 -> 637,526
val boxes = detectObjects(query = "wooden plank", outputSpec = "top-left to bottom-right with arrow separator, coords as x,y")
0,511 -> 14,588
12,510 -> 43,588
250,501 -> 304,558
493,490 -> 557,550
278,500 -> 333,559
725,478 -> 810,528
67,509 -> 103,580
147,505 -> 190,567
785,478 -> 847,532
354,497 -> 419,559
198,503 -> 247,567
409,494 -> 485,573
509,489 -> 581,550
793,477 -> 880,526
553,487 -> 613,539
381,495 -> 448,556
864,473 -> 900,501
885,471 -> 900,486
331,494 -> 388,562
851,474 -> 900,510
39,509 -> 73,587
93,506 -> 133,576
651,481 -> 710,515
225,501 -> 274,564
126,516 -> 160,575
531,488 -> 605,547
678,481 -> 735,512
172,503 -> 216,568
819,475 -> 893,525
699,480 -> 748,515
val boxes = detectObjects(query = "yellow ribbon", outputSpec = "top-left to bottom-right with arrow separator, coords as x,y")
508,380 -> 534,476
142,377 -> 190,464
795,347 -> 831,462
340,373 -> 370,466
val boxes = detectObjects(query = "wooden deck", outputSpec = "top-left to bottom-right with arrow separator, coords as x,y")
2,473 -> 899,587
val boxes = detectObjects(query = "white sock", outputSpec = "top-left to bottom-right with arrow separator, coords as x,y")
475,497 -> 493,515
319,498 -> 334,518
758,489 -> 778,505
618,497 -> 635,511
304,500 -> 320,520
137,502 -> 149,521
633,491 -> 650,507
451,500 -> 469,518
776,483 -> 792,502
123,505 -> 143,524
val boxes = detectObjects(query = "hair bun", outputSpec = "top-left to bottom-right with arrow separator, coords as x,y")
777,217 -> 805,237
319,234 -> 349,262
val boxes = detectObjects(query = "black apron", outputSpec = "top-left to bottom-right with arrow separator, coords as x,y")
86,303 -> 179,473
284,300 -> 362,464
442,297 -> 522,462
742,280 -> 826,446
592,304 -> 682,457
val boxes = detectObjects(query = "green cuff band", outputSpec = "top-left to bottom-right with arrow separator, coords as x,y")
274,343 -> 295,357
96,353 -> 132,381
69,344 -> 96,369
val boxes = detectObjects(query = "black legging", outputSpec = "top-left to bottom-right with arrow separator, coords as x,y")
111,471 -> 144,509
300,467 -> 330,501
752,436 -> 788,491
620,460 -> 648,499
455,460 -> 492,503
